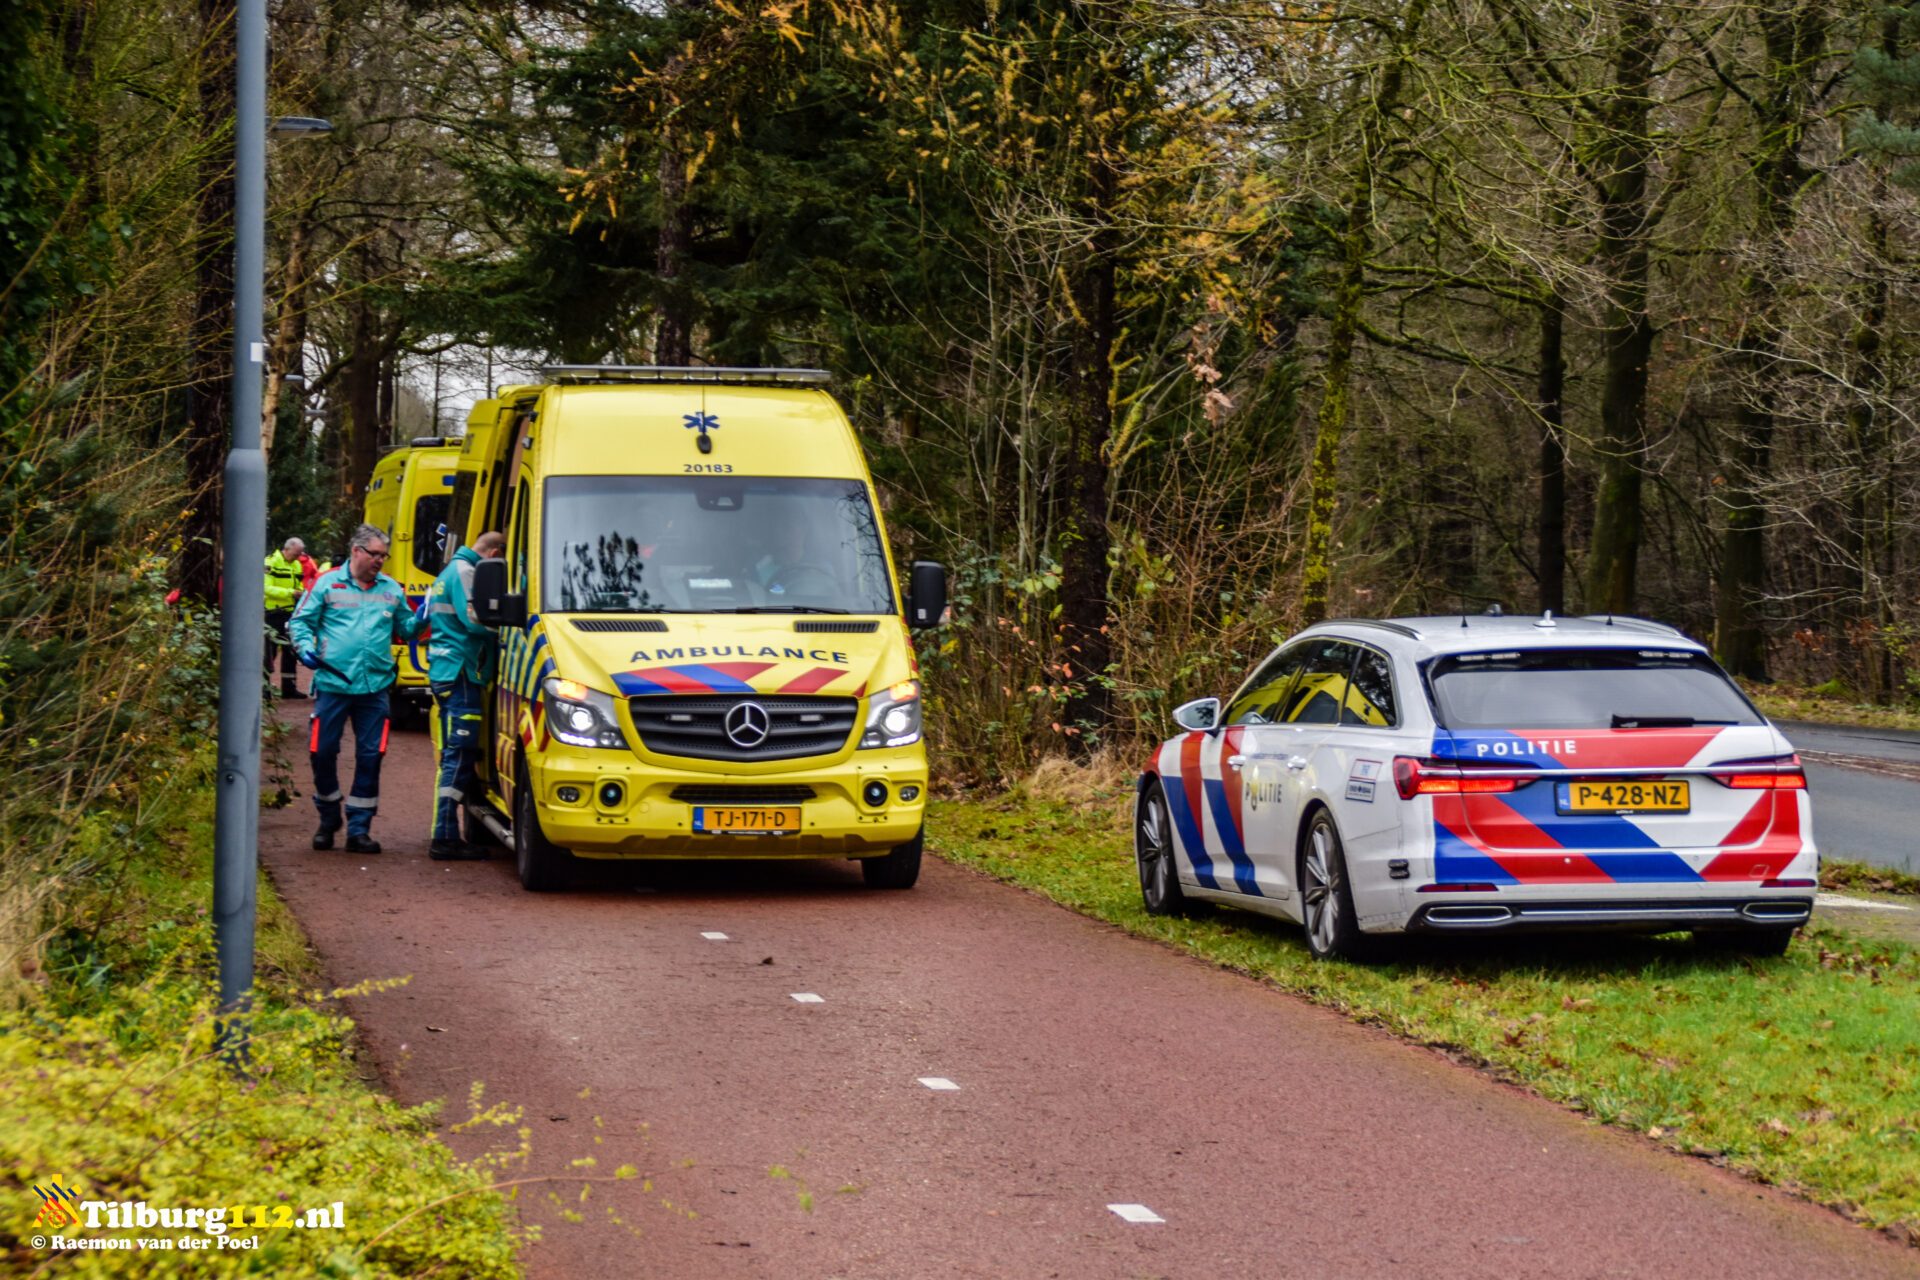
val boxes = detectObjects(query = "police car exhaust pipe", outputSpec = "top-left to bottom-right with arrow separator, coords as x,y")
1742,901 -> 1811,922
1423,905 -> 1515,926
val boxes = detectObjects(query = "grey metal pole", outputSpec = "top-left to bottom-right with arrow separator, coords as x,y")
213,0 -> 269,1066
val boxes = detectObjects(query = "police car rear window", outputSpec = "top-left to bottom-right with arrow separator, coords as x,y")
1427,649 -> 1762,730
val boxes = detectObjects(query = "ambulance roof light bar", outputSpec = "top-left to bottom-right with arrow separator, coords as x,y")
541,365 -> 832,386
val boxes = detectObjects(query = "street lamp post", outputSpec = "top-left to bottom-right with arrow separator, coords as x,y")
210,0 -> 331,1066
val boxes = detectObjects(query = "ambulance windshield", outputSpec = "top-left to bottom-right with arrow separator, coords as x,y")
543,475 -> 895,614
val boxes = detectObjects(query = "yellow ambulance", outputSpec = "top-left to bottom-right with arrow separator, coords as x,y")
449,367 -> 946,891
362,437 -> 460,723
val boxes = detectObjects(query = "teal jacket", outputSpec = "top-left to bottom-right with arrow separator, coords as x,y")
426,546 -> 498,684
288,567 -> 423,696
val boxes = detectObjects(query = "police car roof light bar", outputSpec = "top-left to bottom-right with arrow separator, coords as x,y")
541,365 -> 832,386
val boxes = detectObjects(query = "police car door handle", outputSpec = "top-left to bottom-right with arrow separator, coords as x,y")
1227,754 -> 1247,770
1285,756 -> 1309,771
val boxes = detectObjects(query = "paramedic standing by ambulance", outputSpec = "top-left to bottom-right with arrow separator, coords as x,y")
289,524 -> 423,853
425,530 -> 505,860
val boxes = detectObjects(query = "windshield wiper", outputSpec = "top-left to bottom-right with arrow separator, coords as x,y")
1610,714 -> 1738,728
715,605 -> 852,615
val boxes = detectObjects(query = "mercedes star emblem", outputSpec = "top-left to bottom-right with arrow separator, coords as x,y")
724,701 -> 771,749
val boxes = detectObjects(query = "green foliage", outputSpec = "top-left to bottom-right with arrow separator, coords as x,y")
0,750 -> 523,1277
1853,5 -> 1920,187
935,788 -> 1920,1236
0,0 -> 66,403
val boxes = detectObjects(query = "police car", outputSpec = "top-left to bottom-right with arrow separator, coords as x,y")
1136,615 -> 1816,960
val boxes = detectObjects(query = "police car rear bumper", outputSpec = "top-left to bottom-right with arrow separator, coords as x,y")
1407,896 -> 1812,933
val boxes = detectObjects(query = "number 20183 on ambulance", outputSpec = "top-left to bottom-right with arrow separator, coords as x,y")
448,366 -> 947,892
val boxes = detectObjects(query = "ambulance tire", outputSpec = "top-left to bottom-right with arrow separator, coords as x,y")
1135,777 -> 1189,917
1300,808 -> 1378,963
862,828 -> 922,889
514,764 -> 572,892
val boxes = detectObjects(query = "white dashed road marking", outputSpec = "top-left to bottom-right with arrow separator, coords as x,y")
700,931 -> 730,940
917,1077 -> 960,1091
1108,1204 -> 1165,1224
790,993 -> 825,1003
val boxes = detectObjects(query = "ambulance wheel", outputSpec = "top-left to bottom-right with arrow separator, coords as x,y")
862,828 -> 922,889
514,765 -> 572,892
1136,778 -> 1188,917
1300,809 -> 1375,962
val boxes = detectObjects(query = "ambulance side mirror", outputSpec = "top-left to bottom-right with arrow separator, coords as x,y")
471,555 -> 526,629
906,561 -> 947,631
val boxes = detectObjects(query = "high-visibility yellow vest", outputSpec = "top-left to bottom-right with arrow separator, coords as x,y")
264,551 -> 303,610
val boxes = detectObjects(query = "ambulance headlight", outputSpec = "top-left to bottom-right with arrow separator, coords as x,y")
860,680 -> 922,749
543,677 -> 626,750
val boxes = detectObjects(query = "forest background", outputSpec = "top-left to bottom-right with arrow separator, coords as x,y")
12,0 -> 1920,808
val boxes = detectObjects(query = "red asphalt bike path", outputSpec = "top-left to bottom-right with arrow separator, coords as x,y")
258,694 -> 1918,1278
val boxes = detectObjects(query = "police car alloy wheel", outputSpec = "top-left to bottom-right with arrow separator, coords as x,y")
1136,779 -> 1186,916
1300,811 -> 1371,961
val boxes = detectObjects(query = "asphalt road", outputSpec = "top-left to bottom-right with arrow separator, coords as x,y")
257,696 -> 1917,1279
1778,722 -> 1920,875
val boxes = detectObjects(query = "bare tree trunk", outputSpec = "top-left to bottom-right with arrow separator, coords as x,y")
1537,290 -> 1567,614
656,143 -> 694,365
180,0 -> 237,604
1713,3 -> 1824,680
260,216 -> 309,462
344,296 -> 381,505
1301,0 -> 1430,625
1058,161 -> 1118,747
1585,7 -> 1659,616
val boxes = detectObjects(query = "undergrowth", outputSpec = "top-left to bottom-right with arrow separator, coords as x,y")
0,749 -> 528,1276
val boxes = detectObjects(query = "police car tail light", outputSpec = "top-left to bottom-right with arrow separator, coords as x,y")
1392,757 -> 1520,800
1717,755 -> 1807,789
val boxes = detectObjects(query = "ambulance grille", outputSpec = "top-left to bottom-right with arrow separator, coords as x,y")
570,618 -> 669,633
793,619 -> 879,633
629,695 -> 859,762
670,784 -> 818,805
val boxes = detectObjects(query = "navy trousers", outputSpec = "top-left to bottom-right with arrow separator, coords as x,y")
310,689 -> 390,837
431,676 -> 484,842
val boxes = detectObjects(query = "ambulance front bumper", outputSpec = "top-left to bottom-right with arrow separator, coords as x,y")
527,742 -> 927,858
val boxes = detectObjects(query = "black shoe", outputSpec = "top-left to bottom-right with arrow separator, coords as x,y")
313,826 -> 339,850
430,839 -> 488,861
281,686 -> 308,700
345,834 -> 382,854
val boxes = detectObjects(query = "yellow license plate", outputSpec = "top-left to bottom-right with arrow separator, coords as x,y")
693,806 -> 801,835
1560,780 -> 1690,814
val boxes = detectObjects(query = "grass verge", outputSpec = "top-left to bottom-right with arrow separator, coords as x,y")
0,751 -> 527,1276
1824,858 -> 1920,898
931,780 -> 1920,1243
1742,681 -> 1920,733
